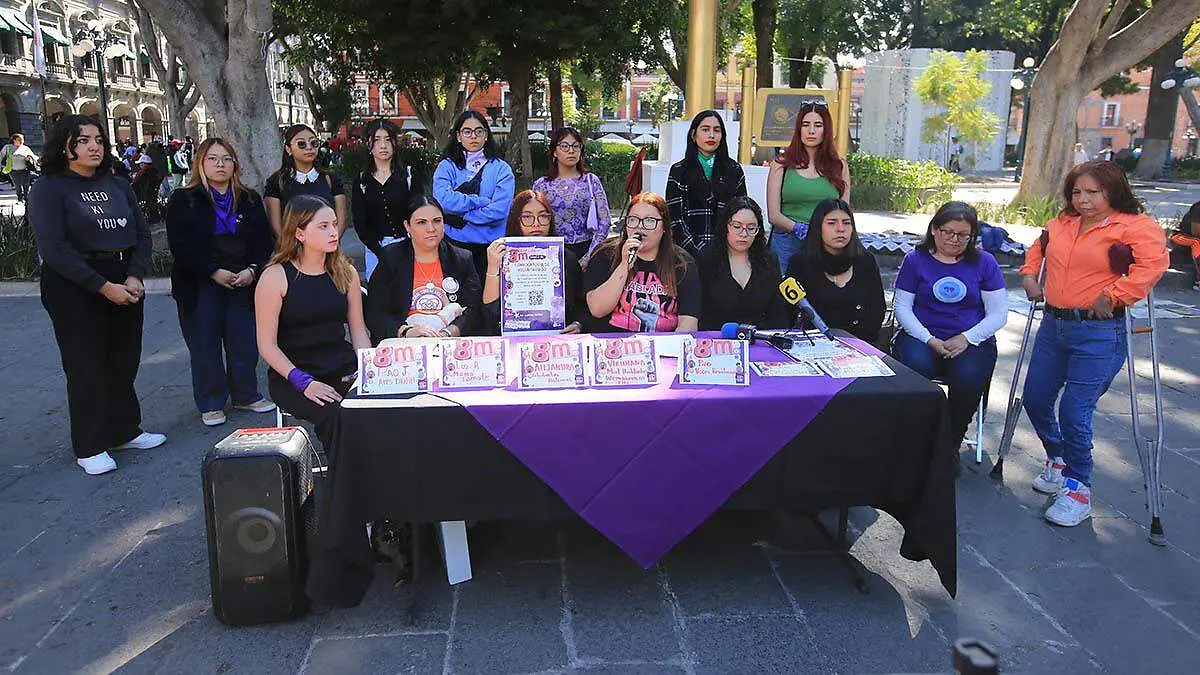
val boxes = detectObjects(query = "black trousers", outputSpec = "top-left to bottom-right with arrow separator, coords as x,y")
40,262 -> 144,459
565,240 -> 591,262
268,371 -> 351,461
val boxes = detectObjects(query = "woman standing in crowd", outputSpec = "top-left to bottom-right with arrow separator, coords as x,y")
255,195 -> 370,455
786,198 -> 884,342
264,124 -> 347,237
0,133 -> 39,201
666,110 -> 747,258
365,195 -> 481,342
432,110 -> 515,281
532,127 -> 613,260
167,138 -> 276,427
585,192 -> 701,333
1021,161 -> 1167,527
767,101 -> 850,276
893,201 -> 1007,469
698,196 -> 789,331
29,115 -> 165,475
483,190 -> 586,334
354,119 -> 424,280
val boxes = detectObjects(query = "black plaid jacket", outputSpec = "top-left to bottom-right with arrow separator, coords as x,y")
666,156 -> 747,258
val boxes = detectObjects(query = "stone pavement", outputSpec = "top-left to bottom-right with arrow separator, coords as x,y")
2,283 -> 1200,674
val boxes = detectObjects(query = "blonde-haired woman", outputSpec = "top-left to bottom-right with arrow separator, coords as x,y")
167,137 -> 275,426
255,195 -> 371,455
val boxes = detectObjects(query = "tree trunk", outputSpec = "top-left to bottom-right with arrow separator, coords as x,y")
502,51 -> 534,184
910,0 -> 924,47
548,62 -> 564,132
1016,0 -> 1200,203
402,74 -> 476,145
787,45 -> 815,88
134,0 -> 279,189
1133,30 -> 1186,179
751,0 -> 777,90
132,2 -> 199,140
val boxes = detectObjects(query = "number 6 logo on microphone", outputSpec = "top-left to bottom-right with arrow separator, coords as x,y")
778,277 -> 805,304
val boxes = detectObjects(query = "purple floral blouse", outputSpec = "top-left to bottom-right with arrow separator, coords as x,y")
531,172 -> 613,253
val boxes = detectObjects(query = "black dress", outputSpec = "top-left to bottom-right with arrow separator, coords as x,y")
698,249 -> 791,331
786,252 -> 886,343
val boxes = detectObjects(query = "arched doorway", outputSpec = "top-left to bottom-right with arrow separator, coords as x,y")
0,92 -> 21,138
78,99 -> 100,119
44,97 -> 71,127
186,110 -> 201,141
111,103 -> 137,144
140,105 -> 163,142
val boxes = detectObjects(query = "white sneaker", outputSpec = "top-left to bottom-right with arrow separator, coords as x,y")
1044,478 -> 1092,527
1032,456 -> 1066,494
233,398 -> 277,414
201,411 -> 227,426
111,432 -> 167,451
77,452 -> 117,475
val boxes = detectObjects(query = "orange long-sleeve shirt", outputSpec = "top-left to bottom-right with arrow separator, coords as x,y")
1020,212 -> 1168,309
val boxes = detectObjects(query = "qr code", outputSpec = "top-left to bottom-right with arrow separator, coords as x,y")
528,290 -> 544,305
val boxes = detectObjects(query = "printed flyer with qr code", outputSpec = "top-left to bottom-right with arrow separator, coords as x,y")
500,237 -> 566,336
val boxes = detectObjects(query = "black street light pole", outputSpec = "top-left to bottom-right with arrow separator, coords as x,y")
279,80 -> 299,125
1011,57 -> 1037,183
1158,59 -> 1199,181
71,27 -> 120,138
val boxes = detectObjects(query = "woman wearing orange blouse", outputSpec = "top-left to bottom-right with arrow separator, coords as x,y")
1020,161 -> 1168,528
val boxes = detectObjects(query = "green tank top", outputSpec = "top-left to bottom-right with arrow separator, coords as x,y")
780,170 -> 840,225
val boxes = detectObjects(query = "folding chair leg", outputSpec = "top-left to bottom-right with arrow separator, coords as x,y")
974,397 -> 985,464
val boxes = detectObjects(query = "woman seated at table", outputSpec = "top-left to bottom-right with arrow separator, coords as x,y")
584,192 -> 700,333
254,195 -> 370,455
785,198 -> 885,342
892,201 -> 1008,465
698,195 -> 790,330
483,190 -> 586,334
364,194 -> 482,343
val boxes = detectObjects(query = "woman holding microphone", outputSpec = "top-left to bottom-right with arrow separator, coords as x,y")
1021,161 -> 1168,527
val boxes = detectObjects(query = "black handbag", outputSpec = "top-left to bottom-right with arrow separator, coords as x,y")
443,162 -> 487,229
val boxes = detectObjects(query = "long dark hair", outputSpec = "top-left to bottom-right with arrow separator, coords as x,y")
274,123 -> 325,195
803,198 -> 864,266
705,195 -> 771,278
595,192 -> 691,296
919,201 -> 980,261
360,119 -> 409,177
41,114 -> 114,175
1061,160 -> 1142,217
681,110 -> 733,187
778,101 -> 846,197
544,127 -> 590,180
439,110 -> 500,168
505,190 -> 558,237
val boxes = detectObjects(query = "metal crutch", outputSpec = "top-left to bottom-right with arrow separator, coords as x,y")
1125,291 -> 1168,546
990,232 -> 1049,480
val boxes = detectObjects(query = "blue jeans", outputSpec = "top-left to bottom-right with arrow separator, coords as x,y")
177,282 -> 262,412
894,331 -> 997,454
1022,314 -> 1126,486
769,224 -> 807,277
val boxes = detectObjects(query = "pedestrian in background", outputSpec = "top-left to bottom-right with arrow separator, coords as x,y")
0,133 -> 39,201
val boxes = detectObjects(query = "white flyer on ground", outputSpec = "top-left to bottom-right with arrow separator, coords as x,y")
750,361 -> 826,377
678,337 -> 749,386
438,337 -> 507,389
357,343 -> 431,394
592,336 -> 659,387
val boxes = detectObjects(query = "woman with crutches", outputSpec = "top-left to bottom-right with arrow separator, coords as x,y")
1020,160 -> 1168,527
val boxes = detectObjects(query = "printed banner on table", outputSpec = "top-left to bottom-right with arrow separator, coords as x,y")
591,336 -> 658,387
517,338 -> 588,390
438,337 -> 507,389
357,344 -> 430,395
500,237 -> 566,335
679,338 -> 749,386
750,361 -> 825,377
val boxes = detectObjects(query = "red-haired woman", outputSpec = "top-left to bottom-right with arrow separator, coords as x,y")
583,192 -> 700,333
766,101 -> 851,276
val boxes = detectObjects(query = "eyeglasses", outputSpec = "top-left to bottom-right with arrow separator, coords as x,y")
520,212 -> 553,226
293,138 -> 322,150
729,222 -> 761,235
459,127 -> 488,139
557,142 -> 582,152
205,155 -> 234,165
936,228 -> 972,242
625,215 -> 662,230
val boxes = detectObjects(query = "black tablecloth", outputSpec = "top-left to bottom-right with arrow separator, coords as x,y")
307,356 -> 955,607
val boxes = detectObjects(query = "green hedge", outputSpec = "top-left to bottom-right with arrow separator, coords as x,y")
0,210 -> 38,280
847,153 -> 957,213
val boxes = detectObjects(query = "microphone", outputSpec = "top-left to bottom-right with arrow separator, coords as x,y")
627,232 -> 644,266
721,322 -> 795,350
778,277 -> 832,337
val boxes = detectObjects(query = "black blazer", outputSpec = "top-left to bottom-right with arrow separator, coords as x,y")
165,185 -> 271,308
364,239 -> 482,343
481,248 -> 586,334
786,251 -> 886,343
698,248 -> 791,331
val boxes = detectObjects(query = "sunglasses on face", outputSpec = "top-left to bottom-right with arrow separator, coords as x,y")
293,138 -> 322,150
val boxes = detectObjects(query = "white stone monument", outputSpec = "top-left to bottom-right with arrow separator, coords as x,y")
859,49 -> 1015,172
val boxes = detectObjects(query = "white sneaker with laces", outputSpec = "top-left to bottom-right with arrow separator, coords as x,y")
234,399 -> 277,413
1032,456 -> 1066,494
1044,478 -> 1092,527
111,432 -> 167,451
77,452 -> 117,475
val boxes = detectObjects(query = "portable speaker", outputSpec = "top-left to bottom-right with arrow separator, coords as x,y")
202,427 -> 315,626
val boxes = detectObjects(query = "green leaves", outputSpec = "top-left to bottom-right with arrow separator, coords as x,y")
913,50 -> 1002,151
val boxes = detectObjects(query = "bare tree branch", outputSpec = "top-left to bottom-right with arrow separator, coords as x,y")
1088,0 -> 1130,58
1087,0 -> 1200,86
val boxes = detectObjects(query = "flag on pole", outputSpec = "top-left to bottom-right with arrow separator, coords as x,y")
28,2 -> 46,77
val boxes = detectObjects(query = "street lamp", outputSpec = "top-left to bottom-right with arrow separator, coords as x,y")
277,80 -> 299,125
1010,56 -> 1037,182
662,91 -> 678,122
626,119 -> 635,136
70,20 -> 132,138
1158,58 -> 1200,180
